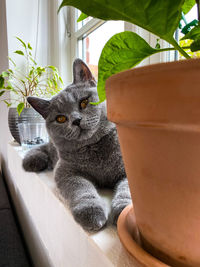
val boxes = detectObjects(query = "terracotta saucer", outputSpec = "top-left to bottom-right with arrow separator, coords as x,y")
117,205 -> 170,267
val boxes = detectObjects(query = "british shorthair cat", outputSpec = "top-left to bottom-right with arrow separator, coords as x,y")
23,59 -> 131,231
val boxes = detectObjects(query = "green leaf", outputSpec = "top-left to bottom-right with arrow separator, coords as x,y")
17,102 -> 24,116
8,57 -> 16,67
0,76 -> 4,88
30,57 -> 37,65
7,69 -> 13,74
59,0 -> 185,45
0,90 -> 5,97
4,100 -> 11,107
1,71 -> 9,77
28,42 -> 32,50
20,79 -> 25,84
16,37 -> 26,48
155,39 -> 161,49
6,81 -> 13,89
95,31 -> 158,104
37,67 -> 45,72
181,25 -> 200,40
52,78 -> 57,87
29,69 -> 34,76
59,76 -> 64,84
36,67 -> 45,76
11,88 -> 18,94
48,65 -> 58,72
190,38 -> 200,51
182,0 -> 196,14
47,80 -> 53,87
14,50 -> 24,56
77,12 -> 89,22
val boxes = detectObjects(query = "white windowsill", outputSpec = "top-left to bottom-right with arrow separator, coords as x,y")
6,142 -> 136,267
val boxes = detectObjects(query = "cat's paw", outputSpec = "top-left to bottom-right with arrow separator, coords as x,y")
23,151 -> 48,172
72,202 -> 107,232
110,200 -> 131,225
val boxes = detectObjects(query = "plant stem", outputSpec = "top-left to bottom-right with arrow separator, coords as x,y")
158,46 -> 190,53
170,39 -> 191,59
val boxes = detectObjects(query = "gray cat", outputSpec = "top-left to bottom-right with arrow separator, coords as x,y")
23,59 -> 131,231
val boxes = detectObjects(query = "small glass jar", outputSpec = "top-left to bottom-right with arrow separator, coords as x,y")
9,107 -> 49,147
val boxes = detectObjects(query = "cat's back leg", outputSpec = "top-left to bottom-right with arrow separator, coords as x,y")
23,143 -> 55,172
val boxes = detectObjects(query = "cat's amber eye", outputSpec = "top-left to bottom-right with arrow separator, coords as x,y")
56,115 -> 67,123
80,99 -> 89,109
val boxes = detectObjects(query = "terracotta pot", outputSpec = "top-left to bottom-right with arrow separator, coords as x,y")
106,58 -> 200,267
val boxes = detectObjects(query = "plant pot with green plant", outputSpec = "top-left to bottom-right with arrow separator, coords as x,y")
59,1 -> 200,266
0,37 -> 63,145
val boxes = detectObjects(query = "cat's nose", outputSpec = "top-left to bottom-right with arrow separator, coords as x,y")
72,118 -> 81,126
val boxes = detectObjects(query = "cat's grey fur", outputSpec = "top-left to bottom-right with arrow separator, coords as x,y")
23,59 -> 131,231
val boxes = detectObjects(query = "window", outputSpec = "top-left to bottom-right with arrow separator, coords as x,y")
70,9 -> 124,80
68,8 -> 169,80
65,6 -> 198,83
78,21 -> 124,79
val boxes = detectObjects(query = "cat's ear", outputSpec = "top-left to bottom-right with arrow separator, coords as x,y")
27,96 -> 50,119
73,58 -> 96,85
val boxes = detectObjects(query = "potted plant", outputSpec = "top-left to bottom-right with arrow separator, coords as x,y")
59,1 -> 200,266
0,37 -> 63,144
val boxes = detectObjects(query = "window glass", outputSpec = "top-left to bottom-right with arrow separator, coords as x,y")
78,21 -> 124,80
77,10 -> 92,30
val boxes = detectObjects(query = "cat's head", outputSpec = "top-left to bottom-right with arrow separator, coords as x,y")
27,59 -> 110,144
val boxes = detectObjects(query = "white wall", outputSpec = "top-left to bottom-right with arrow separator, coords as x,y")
0,0 -> 12,171
1,0 -> 52,170
6,0 -> 53,69
5,0 -> 70,83
0,0 -> 74,172
0,0 -> 76,173
0,0 -> 70,168
0,0 -> 72,189
0,1 -> 69,265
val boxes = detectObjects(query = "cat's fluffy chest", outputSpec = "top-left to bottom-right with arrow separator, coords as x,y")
57,129 -> 125,187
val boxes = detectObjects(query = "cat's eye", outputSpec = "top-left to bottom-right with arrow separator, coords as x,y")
80,99 -> 89,109
56,115 -> 67,123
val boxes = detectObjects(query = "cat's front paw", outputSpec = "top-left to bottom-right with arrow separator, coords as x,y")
72,202 -> 107,232
23,150 -> 48,172
110,200 -> 132,225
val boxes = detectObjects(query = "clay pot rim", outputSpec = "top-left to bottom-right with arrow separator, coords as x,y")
117,205 -> 170,267
106,58 -> 200,85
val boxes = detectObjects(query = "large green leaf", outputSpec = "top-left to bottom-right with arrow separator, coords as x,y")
182,0 -> 196,14
59,0 -> 184,44
94,31 -> 159,104
190,38 -> 200,51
